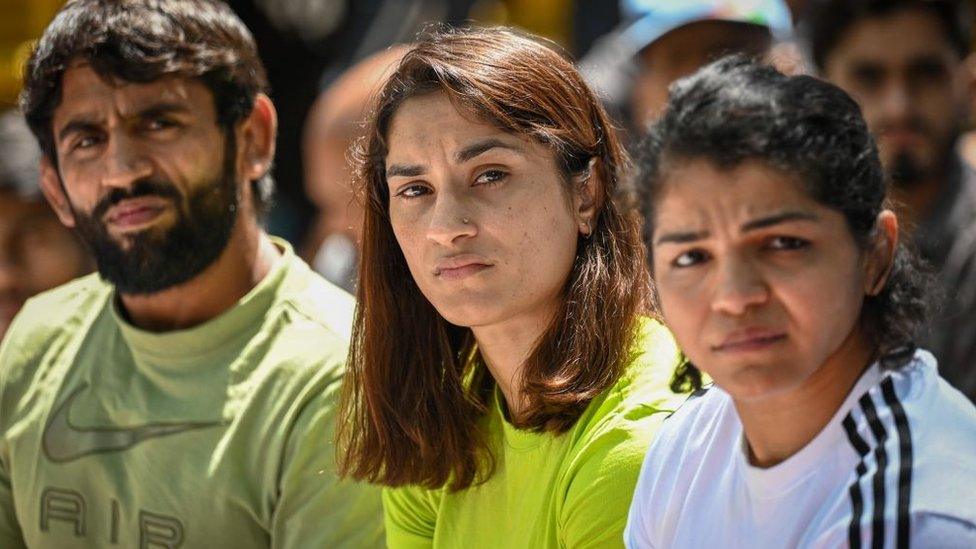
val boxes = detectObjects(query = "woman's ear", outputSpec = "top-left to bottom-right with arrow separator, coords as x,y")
39,156 -> 76,228
865,210 -> 899,296
575,157 -> 604,237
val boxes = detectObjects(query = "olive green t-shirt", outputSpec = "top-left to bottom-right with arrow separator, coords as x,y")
0,240 -> 383,548
383,319 -> 683,548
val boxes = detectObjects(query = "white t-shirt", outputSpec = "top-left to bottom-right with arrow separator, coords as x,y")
625,350 -> 976,549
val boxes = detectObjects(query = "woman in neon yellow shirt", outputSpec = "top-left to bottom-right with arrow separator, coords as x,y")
336,27 -> 685,548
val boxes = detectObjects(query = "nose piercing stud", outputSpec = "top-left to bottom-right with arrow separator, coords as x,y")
461,217 -> 470,224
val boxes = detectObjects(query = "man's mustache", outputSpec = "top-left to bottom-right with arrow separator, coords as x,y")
876,117 -> 931,138
91,179 -> 182,220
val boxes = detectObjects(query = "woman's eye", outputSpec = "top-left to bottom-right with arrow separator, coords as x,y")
672,249 -> 709,268
474,169 -> 507,186
768,236 -> 810,251
394,184 -> 430,199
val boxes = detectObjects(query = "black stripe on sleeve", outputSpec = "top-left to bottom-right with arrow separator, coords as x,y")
880,377 -> 913,549
860,393 -> 890,549
843,413 -> 870,549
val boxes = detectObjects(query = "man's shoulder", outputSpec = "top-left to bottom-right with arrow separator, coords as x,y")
279,258 -> 355,342
2,274 -> 109,355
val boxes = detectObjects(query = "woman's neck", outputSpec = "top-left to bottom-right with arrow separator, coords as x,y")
734,329 -> 875,468
472,303 -> 557,421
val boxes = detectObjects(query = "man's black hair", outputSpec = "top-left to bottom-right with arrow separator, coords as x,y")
19,0 -> 274,213
805,0 -> 972,71
635,56 -> 931,392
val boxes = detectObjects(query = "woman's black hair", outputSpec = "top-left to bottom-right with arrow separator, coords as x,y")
635,56 -> 931,392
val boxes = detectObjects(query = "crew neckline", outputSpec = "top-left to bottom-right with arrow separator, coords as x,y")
114,238 -> 292,363
492,385 -> 546,452
736,360 -> 884,499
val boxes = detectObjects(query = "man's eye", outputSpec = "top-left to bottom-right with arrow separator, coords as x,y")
474,169 -> 507,186
146,118 -> 178,131
74,135 -> 102,150
672,249 -> 709,268
768,236 -> 810,250
394,184 -> 430,199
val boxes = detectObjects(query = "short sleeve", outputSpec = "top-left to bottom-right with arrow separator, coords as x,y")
910,512 -> 976,548
382,485 -> 441,549
270,379 -> 384,549
559,416 -> 668,549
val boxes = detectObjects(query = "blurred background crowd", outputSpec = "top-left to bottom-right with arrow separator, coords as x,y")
1,0 -> 975,402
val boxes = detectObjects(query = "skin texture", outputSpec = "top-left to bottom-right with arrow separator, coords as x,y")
651,160 -> 896,466
630,20 -> 771,130
822,7 -> 972,224
39,63 -> 279,331
385,92 -> 596,416
0,191 -> 89,339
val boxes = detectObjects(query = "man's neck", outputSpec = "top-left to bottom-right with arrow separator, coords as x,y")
890,176 -> 947,232
118,220 -> 280,332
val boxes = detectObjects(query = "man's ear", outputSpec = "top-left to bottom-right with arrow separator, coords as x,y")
574,157 -> 605,237
237,93 -> 277,187
39,156 -> 76,228
865,210 -> 898,296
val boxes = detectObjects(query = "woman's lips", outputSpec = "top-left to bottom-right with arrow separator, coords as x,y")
712,330 -> 787,353
433,254 -> 494,280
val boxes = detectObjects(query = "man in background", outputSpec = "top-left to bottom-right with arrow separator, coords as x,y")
0,0 -> 382,546
804,0 -> 976,402
580,0 -> 794,135
0,110 -> 90,340
301,46 -> 407,292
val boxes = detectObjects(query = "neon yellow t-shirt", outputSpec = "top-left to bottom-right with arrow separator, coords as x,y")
383,319 -> 683,548
0,239 -> 383,548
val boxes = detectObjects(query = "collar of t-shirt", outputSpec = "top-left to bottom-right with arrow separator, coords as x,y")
112,237 -> 291,366
735,361 -> 885,499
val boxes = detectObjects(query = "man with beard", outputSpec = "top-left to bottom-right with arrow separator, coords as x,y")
805,0 -> 976,403
0,0 -> 382,547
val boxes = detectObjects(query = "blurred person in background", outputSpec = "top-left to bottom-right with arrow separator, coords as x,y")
0,110 -> 90,341
580,0 -> 793,137
0,0 -> 382,546
301,45 -> 409,292
337,27 -> 686,548
804,0 -> 976,402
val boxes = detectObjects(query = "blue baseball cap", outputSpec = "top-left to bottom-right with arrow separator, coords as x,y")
619,0 -> 793,54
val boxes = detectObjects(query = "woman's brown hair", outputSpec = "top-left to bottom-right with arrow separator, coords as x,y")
336,26 -> 651,491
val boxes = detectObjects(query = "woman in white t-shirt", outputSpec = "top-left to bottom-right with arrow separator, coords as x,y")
625,56 -> 976,548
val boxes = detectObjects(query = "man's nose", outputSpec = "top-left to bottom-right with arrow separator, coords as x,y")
100,134 -> 153,191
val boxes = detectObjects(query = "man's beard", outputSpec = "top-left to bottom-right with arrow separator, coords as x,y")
888,150 -> 926,190
70,141 -> 240,295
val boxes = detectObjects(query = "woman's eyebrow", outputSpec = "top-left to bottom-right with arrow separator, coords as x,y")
740,210 -> 819,232
455,137 -> 523,163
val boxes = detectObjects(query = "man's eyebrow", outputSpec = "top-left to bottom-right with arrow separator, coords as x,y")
56,102 -> 192,144
386,164 -> 425,178
134,101 -> 193,120
455,138 -> 523,163
740,211 -> 819,232
57,118 -> 102,144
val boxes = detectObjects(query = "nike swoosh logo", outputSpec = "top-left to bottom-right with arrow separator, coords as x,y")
43,384 -> 224,463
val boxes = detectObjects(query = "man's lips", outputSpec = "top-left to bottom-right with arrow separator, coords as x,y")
711,328 -> 787,353
104,197 -> 170,229
433,254 -> 494,280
